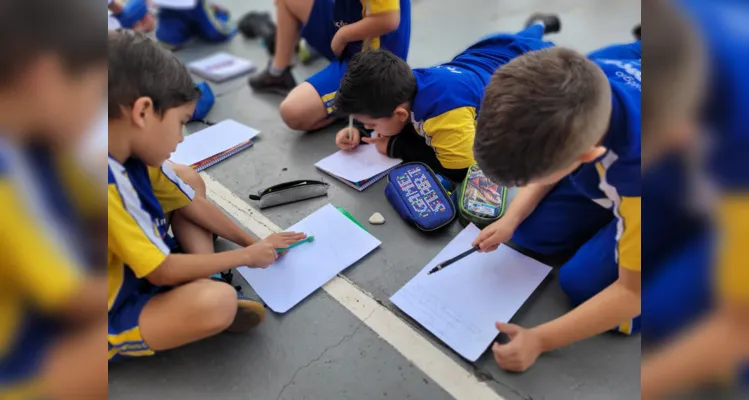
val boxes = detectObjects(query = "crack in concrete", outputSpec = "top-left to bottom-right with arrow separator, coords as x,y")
274,309 -> 376,400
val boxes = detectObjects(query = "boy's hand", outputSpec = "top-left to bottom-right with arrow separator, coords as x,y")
331,29 -> 349,57
361,136 -> 389,155
492,322 -> 543,372
244,241 -> 278,268
336,127 -> 361,151
471,218 -> 517,252
263,232 -> 307,252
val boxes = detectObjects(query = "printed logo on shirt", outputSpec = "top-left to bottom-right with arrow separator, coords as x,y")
335,21 -> 348,28
598,59 -> 641,92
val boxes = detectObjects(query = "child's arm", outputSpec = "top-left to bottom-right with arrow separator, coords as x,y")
178,196 -> 258,246
332,0 -> 401,54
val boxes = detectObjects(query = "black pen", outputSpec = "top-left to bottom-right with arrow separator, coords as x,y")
427,247 -> 480,275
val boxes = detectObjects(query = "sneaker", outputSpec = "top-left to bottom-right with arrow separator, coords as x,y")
248,65 -> 297,95
210,273 -> 266,332
525,13 -> 561,35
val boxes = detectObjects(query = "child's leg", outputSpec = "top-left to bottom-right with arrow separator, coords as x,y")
512,177 -> 614,258
557,219 -> 641,334
279,60 -> 346,131
168,163 -> 214,254
516,22 -> 546,39
587,41 -> 642,61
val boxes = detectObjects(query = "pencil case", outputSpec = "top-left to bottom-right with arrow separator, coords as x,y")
249,180 -> 329,209
457,164 -> 507,228
384,163 -> 456,231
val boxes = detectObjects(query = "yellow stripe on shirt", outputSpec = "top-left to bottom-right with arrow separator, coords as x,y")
421,106 -> 477,170
716,194 -> 749,303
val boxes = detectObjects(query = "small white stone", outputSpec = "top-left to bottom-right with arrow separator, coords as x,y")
369,212 -> 385,225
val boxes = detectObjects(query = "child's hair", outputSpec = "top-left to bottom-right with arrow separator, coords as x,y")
474,47 -> 611,186
0,0 -> 106,86
108,30 -> 200,119
335,50 -> 416,118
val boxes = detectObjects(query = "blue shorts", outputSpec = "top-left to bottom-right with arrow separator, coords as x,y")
301,0 -> 411,117
108,283 -> 170,362
0,314 -> 58,392
155,0 -> 236,48
512,177 -> 640,334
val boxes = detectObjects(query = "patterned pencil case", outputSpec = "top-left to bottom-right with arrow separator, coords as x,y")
457,164 -> 507,228
249,180 -> 329,209
384,162 -> 456,231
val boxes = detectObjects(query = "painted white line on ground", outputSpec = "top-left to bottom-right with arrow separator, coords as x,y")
201,172 -> 504,400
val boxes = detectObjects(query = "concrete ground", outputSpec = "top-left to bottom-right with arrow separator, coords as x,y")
108,1 -> 642,399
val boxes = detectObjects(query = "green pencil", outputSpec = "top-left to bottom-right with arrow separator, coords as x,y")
276,236 -> 315,253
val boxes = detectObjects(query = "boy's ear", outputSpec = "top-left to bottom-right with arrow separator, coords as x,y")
578,146 -> 607,163
130,97 -> 153,129
394,105 -> 409,122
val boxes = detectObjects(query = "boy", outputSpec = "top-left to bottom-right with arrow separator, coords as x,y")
0,0 -> 108,398
249,0 -> 411,132
333,17 -> 559,182
640,0 -> 749,398
470,42 -> 642,371
107,30 -> 305,361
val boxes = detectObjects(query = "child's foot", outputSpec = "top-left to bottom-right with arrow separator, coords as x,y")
248,65 -> 297,95
632,23 -> 641,40
525,13 -> 561,34
210,273 -> 265,333
230,291 -> 266,333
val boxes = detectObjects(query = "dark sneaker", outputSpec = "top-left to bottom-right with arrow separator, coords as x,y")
248,66 -> 297,96
210,272 -> 266,333
525,13 -> 561,35
633,24 -> 641,41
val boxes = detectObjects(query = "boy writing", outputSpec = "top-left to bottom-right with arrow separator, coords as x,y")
0,0 -> 107,398
333,16 -> 559,182
107,30 -> 305,361
470,42 -> 642,371
249,0 -> 411,132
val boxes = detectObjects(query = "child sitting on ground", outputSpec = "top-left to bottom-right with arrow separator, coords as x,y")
470,39 -> 641,371
107,30 -> 305,362
333,15 -> 559,182
249,0 -> 411,132
0,0 -> 108,398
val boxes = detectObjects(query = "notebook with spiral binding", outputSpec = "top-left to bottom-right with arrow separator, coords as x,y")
170,119 -> 259,170
315,144 -> 402,192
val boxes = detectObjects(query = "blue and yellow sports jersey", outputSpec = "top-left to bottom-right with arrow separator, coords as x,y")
0,142 -> 94,391
409,31 -> 553,170
334,0 -> 410,60
107,157 -> 194,314
568,57 -> 642,272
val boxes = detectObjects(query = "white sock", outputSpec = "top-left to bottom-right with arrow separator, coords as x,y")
269,64 -> 285,77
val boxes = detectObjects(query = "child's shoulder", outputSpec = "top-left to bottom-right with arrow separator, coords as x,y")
411,67 -> 481,121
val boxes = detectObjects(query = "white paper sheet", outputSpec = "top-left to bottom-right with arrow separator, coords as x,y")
390,224 -> 551,361
315,144 -> 402,183
169,119 -> 259,166
187,52 -> 255,83
237,204 -> 381,313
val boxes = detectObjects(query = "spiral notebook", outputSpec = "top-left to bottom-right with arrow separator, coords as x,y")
315,144 -> 402,192
169,119 -> 260,171
187,52 -> 256,83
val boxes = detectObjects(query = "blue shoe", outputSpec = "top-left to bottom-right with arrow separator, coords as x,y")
156,0 -> 236,48
210,272 -> 266,332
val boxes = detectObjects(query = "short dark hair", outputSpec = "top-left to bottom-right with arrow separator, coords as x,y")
108,30 -> 200,119
474,47 -> 610,186
0,0 -> 106,86
335,50 -> 416,118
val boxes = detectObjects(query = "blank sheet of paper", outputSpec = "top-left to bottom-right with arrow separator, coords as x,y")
390,224 -> 551,361
315,144 -> 402,183
237,204 -> 381,313
169,119 -> 259,166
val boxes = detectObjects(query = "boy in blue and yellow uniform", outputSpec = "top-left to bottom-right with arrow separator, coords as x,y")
0,0 -> 108,398
250,0 -> 411,132
470,39 -> 642,371
107,30 -> 306,361
333,17 -> 559,182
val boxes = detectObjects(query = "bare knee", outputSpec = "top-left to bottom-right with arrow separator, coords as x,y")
190,280 -> 237,334
170,162 -> 206,197
280,98 -> 314,131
